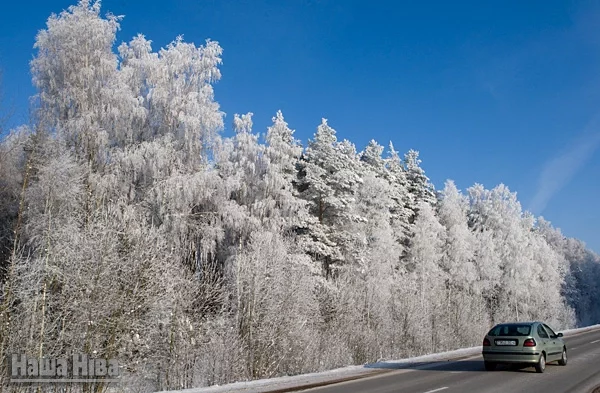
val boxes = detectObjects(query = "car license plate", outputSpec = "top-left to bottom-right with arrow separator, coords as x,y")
495,340 -> 517,346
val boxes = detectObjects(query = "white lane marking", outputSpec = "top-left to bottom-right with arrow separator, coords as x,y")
591,339 -> 600,344
423,388 -> 448,393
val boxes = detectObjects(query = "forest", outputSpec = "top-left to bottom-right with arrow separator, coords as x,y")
0,1 -> 599,392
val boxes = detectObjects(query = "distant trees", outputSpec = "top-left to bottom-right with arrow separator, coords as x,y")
0,1 -> 599,392
536,218 -> 600,326
466,184 -> 573,327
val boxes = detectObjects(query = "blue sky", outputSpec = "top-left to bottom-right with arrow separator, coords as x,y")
0,0 -> 598,252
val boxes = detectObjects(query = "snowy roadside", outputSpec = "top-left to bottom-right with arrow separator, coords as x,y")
560,323 -> 600,336
158,324 -> 600,393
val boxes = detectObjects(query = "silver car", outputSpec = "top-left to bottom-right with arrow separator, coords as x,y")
481,321 -> 567,373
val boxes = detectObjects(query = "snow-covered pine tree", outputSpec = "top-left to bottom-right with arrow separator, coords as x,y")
297,119 -> 361,277
263,111 -> 317,263
384,142 -> 411,258
404,149 -> 437,222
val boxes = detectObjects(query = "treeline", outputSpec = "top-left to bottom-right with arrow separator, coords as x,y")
0,1 -> 599,392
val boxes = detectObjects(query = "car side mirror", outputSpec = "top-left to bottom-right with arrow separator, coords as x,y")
557,332 -> 563,337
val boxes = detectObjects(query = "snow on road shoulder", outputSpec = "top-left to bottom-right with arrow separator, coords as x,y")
157,324 -> 600,393
561,323 -> 600,335
155,347 -> 476,393
158,346 -> 483,393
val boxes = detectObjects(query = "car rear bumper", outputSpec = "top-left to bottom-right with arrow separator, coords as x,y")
482,350 -> 540,364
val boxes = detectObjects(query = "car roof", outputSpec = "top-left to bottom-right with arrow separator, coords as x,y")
494,322 -> 537,326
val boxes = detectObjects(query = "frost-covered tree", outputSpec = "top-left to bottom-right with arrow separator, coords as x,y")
228,231 -> 318,379
1,1 -> 229,390
117,32 -> 224,163
438,180 -> 477,288
337,143 -> 401,363
524,215 -> 574,327
229,112 -> 264,208
468,184 -> 524,322
536,218 -> 600,326
265,111 -> 301,186
117,34 -> 158,143
404,202 -> 446,351
0,127 -> 32,281
150,37 -> 224,163
384,142 -> 412,255
297,119 -> 361,277
355,140 -> 402,272
360,140 -> 385,175
214,112 -> 273,250
467,184 -> 573,327
31,0 -> 129,165
263,111 -> 315,252
404,149 -> 436,221
0,126 -> 39,379
437,180 -> 487,345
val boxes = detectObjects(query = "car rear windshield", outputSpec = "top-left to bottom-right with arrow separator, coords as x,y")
487,324 -> 531,336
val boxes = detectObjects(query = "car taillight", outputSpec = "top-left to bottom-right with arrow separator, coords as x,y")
523,338 -> 536,347
483,338 -> 491,346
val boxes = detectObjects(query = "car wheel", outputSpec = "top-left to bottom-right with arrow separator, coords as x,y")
558,348 -> 567,366
534,354 -> 546,373
484,361 -> 496,371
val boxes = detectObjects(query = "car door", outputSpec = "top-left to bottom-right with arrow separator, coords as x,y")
536,324 -> 553,360
543,323 -> 563,361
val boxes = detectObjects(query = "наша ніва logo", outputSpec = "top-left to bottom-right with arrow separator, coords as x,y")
9,353 -> 120,383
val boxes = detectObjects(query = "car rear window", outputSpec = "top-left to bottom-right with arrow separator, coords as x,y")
487,324 -> 531,336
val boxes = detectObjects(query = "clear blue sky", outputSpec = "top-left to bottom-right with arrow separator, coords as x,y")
0,0 -> 598,252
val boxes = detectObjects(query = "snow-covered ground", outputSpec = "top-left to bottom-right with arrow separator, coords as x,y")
159,324 -> 600,393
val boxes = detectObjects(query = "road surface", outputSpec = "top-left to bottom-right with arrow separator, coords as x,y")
300,328 -> 600,393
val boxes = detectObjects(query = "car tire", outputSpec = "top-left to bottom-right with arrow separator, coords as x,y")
534,354 -> 546,373
484,361 -> 496,371
558,348 -> 567,366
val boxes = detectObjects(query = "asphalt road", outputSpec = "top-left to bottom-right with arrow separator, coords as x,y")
301,328 -> 600,393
